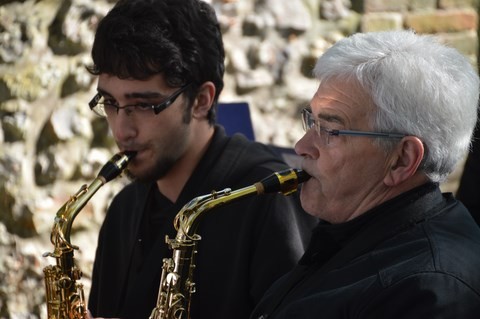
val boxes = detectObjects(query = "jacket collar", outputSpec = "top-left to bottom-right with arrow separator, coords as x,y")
299,182 -> 446,267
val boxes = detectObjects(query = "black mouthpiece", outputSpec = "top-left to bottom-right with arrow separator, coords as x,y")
123,151 -> 137,161
295,169 -> 311,184
98,151 -> 136,182
260,168 -> 310,195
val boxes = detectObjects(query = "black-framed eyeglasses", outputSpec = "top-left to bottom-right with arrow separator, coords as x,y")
301,108 -> 406,146
88,83 -> 191,118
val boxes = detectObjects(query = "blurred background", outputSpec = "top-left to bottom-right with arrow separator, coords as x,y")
0,0 -> 478,317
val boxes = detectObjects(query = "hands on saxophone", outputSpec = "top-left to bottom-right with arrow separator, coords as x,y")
43,151 -> 136,319
150,168 -> 310,319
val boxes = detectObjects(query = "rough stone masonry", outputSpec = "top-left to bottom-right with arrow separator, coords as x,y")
0,0 -> 477,317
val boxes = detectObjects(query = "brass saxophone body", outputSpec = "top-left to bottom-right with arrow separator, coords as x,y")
149,168 -> 310,319
43,151 -> 136,319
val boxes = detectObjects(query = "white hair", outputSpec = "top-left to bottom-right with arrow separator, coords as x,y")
314,30 -> 480,182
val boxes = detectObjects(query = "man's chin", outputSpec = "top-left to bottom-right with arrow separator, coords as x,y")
124,169 -> 153,183
124,166 -> 169,183
123,169 -> 137,181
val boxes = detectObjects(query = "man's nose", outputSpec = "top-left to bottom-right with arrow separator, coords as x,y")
109,110 -> 138,142
295,130 -> 319,159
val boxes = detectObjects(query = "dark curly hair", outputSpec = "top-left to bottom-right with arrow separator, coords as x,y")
87,0 -> 225,124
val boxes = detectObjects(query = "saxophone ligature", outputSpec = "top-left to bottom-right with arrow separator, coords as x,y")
43,151 -> 136,319
149,168 -> 310,319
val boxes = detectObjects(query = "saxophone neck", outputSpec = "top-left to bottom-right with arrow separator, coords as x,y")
174,185 -> 259,239
53,178 -> 105,247
173,168 -> 309,240
51,151 -> 137,249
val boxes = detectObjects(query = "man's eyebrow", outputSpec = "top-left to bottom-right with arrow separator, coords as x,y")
126,91 -> 164,99
317,112 -> 345,125
96,88 -> 111,97
96,88 -> 164,99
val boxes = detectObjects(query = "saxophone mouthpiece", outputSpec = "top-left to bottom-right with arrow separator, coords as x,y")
123,150 -> 137,160
295,169 -> 311,184
257,168 -> 310,195
98,151 -> 137,183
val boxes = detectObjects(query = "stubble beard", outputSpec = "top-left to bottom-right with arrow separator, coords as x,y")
124,154 -> 178,183
124,104 -> 192,183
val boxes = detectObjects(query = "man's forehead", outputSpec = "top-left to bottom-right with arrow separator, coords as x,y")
311,79 -> 374,125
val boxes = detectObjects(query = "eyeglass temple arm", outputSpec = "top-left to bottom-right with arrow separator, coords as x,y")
332,129 -> 406,139
89,93 -> 102,110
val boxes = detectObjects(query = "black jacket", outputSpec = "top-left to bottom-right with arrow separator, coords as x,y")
457,127 -> 480,225
88,126 -> 317,319
251,183 -> 480,319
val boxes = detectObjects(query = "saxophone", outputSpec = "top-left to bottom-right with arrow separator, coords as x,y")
43,151 -> 136,319
149,168 -> 310,319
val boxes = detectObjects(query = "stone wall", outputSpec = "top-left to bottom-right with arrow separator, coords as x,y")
0,0 -> 478,317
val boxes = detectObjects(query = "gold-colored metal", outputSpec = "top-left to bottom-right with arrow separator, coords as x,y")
43,151 -> 136,319
149,168 -> 310,319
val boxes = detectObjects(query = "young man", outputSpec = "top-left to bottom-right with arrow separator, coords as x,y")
86,0 -> 316,318
251,30 -> 480,319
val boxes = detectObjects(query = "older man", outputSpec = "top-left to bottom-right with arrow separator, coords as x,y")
251,30 -> 480,319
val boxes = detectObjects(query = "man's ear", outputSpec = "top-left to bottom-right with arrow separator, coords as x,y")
384,136 -> 424,186
192,81 -> 216,119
